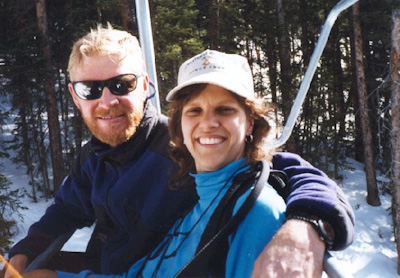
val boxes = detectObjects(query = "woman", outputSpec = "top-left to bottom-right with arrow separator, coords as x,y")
122,50 -> 286,277
23,50 -> 286,278
157,49 -> 286,277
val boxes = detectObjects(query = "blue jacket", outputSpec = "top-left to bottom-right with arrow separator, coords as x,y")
8,102 -> 354,274
56,158 -> 286,278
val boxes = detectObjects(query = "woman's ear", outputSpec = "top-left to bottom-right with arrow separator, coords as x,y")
246,119 -> 254,136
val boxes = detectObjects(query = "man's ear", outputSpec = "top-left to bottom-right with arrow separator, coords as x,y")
68,83 -> 81,109
142,74 -> 150,92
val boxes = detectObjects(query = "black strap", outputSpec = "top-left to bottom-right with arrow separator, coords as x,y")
175,161 -> 269,278
268,169 -> 289,201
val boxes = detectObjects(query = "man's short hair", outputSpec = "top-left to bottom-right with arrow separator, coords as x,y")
68,24 -> 145,75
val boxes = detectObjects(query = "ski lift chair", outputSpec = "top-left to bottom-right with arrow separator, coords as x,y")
22,0 -> 358,277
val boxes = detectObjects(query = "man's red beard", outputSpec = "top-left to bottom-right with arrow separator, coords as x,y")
83,106 -> 144,146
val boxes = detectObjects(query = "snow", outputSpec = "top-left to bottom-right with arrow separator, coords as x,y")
331,158 -> 398,278
0,118 -> 398,277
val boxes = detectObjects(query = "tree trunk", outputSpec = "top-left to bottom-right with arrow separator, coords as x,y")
37,115 -> 51,198
209,0 -> 221,49
20,98 -> 38,203
348,15 -> 364,163
332,27 -> 346,178
120,0 -> 130,30
299,0 -> 313,155
276,0 -> 296,152
352,3 -> 380,206
265,31 -> 279,139
36,0 -> 65,194
390,9 -> 400,275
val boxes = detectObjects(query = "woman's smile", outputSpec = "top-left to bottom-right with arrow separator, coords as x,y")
198,136 -> 225,145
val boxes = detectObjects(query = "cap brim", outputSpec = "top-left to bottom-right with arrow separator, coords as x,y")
166,72 -> 252,102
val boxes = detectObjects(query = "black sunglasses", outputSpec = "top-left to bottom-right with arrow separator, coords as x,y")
72,74 -> 140,100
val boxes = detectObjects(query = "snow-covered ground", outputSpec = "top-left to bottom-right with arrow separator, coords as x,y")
332,158 -> 398,278
0,117 -> 398,277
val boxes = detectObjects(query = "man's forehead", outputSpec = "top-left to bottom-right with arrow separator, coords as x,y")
70,54 -> 143,81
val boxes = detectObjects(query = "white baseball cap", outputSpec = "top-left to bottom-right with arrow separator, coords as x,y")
166,49 -> 255,102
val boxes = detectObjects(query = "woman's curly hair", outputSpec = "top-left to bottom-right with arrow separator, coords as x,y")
168,84 -> 275,189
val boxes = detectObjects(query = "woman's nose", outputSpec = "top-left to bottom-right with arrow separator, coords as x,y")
199,111 -> 219,130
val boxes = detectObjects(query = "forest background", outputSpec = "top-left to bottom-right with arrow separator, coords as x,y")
0,0 -> 399,272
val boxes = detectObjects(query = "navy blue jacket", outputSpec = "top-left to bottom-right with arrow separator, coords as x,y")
8,103 -> 354,274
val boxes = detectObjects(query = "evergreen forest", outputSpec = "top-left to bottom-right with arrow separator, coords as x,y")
0,0 -> 399,258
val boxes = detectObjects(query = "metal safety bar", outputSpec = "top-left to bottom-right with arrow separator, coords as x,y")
271,0 -> 359,147
24,230 -> 75,272
23,230 -> 354,278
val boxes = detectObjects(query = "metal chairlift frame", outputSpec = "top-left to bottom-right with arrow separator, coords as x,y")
136,1 -> 357,276
25,1 -> 359,277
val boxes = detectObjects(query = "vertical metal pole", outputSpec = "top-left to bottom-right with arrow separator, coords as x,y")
135,0 -> 161,112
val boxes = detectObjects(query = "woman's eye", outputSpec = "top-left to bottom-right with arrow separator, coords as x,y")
218,107 -> 235,113
184,108 -> 201,115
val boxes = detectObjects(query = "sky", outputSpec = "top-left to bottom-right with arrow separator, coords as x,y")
0,116 -> 398,277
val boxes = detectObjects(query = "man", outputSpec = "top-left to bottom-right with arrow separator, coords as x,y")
6,25 -> 354,278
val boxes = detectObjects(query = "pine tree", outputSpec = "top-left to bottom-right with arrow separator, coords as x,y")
151,0 -> 204,108
0,173 -> 27,253
352,2 -> 380,206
